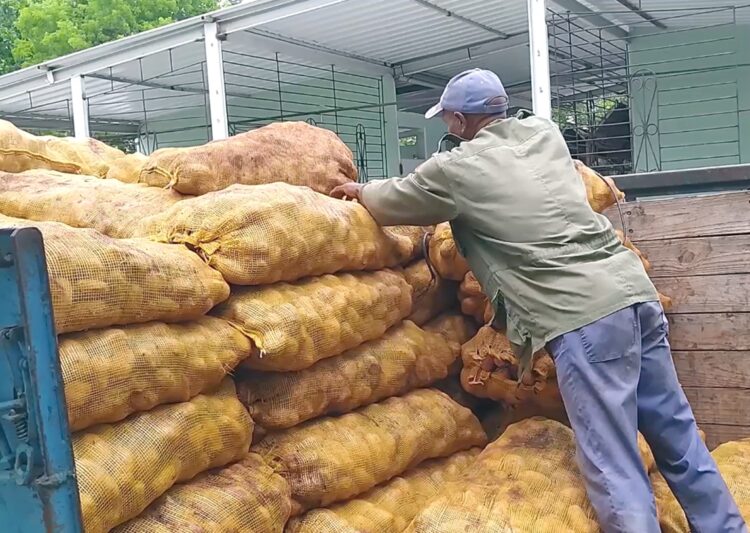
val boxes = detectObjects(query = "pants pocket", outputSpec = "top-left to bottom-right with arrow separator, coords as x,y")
579,306 -> 639,363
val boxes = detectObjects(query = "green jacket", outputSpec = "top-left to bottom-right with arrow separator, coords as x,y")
361,113 -> 658,375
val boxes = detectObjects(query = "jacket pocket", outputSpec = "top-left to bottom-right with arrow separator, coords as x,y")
579,306 -> 638,363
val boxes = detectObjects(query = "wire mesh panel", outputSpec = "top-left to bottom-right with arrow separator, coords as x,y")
85,43 -> 212,154
222,40 -> 387,180
549,5 -> 744,175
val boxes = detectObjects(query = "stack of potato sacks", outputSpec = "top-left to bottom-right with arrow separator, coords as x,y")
0,119 -> 488,532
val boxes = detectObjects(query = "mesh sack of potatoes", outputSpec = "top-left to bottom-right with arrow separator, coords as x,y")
573,159 -> 625,213
404,418 -> 597,533
213,269 -> 412,371
428,222 -> 470,281
421,312 -> 478,357
106,152 -> 148,183
0,215 -> 229,333
403,259 -> 459,326
0,119 -> 125,177
384,225 -> 432,261
74,379 -> 252,533
236,319 -> 459,430
139,121 -> 357,195
145,183 -> 416,285
652,438 -> 750,532
287,449 -> 481,533
61,317 -> 250,432
113,452 -> 291,533
460,326 -> 562,411
255,388 -> 488,514
458,270 -> 492,324
0,170 -> 184,238
406,418 -> 657,533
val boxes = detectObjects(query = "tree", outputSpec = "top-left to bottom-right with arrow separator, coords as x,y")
11,0 -> 218,68
0,0 -> 23,74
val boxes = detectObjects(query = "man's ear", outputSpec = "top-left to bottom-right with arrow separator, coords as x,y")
455,112 -> 467,134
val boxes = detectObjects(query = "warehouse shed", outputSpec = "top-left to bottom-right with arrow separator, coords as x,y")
1,0 -> 748,180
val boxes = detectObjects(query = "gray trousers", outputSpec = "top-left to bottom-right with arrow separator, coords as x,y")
547,301 -> 747,533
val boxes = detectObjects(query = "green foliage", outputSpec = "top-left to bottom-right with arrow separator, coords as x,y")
0,0 -> 23,74
9,0 -> 218,68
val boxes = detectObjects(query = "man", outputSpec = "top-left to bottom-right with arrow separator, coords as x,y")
331,69 -> 746,532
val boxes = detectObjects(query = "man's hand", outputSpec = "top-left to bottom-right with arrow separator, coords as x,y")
330,182 -> 364,201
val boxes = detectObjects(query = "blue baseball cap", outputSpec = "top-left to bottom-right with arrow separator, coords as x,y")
425,68 -> 509,119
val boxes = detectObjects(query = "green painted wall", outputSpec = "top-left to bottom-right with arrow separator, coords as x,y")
629,24 -> 750,172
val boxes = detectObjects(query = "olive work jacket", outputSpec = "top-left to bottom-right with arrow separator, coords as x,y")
360,113 -> 658,377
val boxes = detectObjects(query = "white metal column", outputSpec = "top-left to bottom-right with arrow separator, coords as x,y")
70,75 -> 90,139
203,21 -> 229,140
527,0 -> 552,119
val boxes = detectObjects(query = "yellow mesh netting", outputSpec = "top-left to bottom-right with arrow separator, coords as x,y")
0,215 -> 229,333
145,183 -> 416,285
139,121 -> 356,195
405,418 -> 657,533
404,417 -> 598,533
0,170 -> 184,238
74,379 -> 252,533
574,159 -> 625,213
106,152 -> 148,183
0,119 -> 125,177
214,269 -> 412,371
112,452 -> 291,533
61,317 -> 250,432
653,438 -> 750,532
428,223 -> 470,281
459,271 -> 491,324
255,388 -> 488,514
422,312 -> 478,357
403,260 -> 458,326
236,320 -> 458,430
383,225 -> 431,262
287,449 -> 481,533
460,326 -> 562,411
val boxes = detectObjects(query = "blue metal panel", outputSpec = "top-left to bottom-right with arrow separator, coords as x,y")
0,227 -> 82,533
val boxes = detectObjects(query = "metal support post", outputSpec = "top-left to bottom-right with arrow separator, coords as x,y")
203,21 -> 229,140
527,0 -> 552,119
70,75 -> 90,139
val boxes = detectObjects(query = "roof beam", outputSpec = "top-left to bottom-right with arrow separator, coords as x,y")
551,0 -> 630,39
611,0 -> 667,29
216,0 -> 351,35
238,29 -> 393,76
3,113 -> 139,133
395,32 -> 529,78
410,0 -> 510,38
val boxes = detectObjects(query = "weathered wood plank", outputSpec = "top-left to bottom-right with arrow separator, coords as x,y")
605,191 -> 750,241
701,424 -> 750,450
673,351 -> 750,388
635,236 -> 750,278
655,275 -> 750,314
668,313 -> 750,351
684,387 -> 750,426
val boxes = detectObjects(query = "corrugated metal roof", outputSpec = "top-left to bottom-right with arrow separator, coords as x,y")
0,0 -> 747,131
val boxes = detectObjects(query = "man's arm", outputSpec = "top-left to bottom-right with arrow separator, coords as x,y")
331,157 -> 458,226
